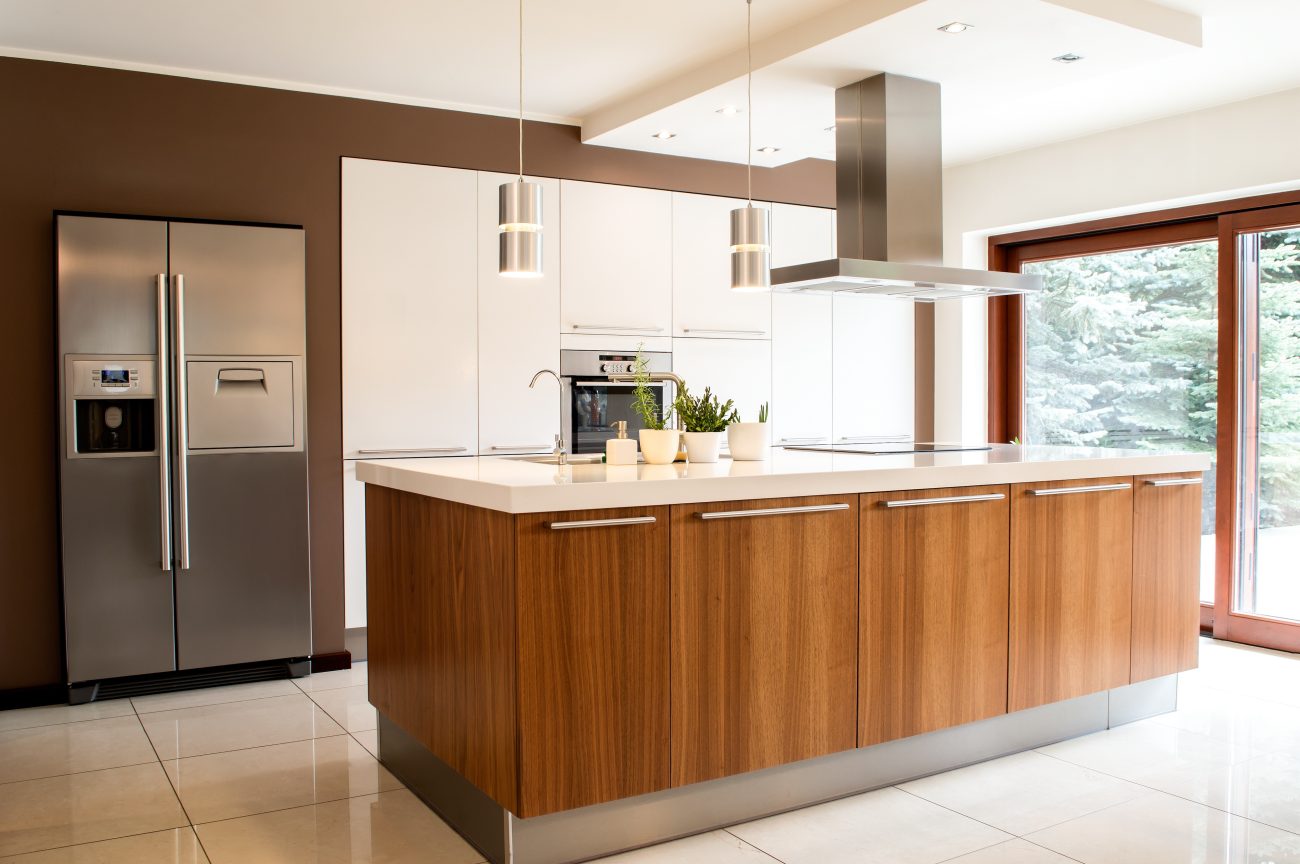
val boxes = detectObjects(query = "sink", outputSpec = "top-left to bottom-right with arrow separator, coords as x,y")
508,454 -> 605,465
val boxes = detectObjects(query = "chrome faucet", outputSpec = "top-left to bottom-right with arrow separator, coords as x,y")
606,371 -> 686,430
529,369 -> 567,465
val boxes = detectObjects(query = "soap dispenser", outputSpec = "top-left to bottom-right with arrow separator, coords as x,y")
606,420 -> 638,466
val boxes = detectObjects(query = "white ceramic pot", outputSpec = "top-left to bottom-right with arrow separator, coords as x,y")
727,422 -> 770,461
682,431 -> 724,463
639,428 -> 681,465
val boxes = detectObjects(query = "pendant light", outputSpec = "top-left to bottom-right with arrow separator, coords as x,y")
499,0 -> 543,278
730,0 -> 770,292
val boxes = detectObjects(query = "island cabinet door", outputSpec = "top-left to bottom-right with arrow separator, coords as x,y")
670,496 -> 858,787
1009,477 -> 1135,712
1131,473 -> 1203,682
859,486 -> 1010,747
514,507 -> 671,817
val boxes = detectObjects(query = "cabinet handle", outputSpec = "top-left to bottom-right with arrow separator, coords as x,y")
681,328 -> 767,337
356,447 -> 467,456
571,324 -> 665,333
698,503 -> 850,520
839,435 -> 910,443
883,493 -> 1006,508
549,516 -> 657,530
779,437 -> 828,445
490,444 -> 552,451
1028,482 -> 1132,496
1145,477 -> 1203,487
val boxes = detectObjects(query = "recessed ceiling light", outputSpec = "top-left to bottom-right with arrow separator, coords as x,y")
1053,53 -> 1084,63
652,130 -> 677,140
937,21 -> 972,33
716,105 -> 741,115
756,146 -> 781,154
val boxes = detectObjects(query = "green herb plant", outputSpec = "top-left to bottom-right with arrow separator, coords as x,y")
631,344 -> 669,431
757,402 -> 769,424
673,384 -> 739,433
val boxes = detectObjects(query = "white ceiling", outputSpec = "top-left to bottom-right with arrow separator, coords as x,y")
3,0 -> 1300,167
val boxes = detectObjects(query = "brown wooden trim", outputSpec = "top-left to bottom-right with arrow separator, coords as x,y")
986,241 -> 1022,443
0,683 -> 66,710
1005,220 -> 1217,266
310,651 -> 352,673
1212,216 -> 1238,641
1199,603 -> 1213,632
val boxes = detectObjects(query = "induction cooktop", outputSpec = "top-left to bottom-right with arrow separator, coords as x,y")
783,442 -> 994,455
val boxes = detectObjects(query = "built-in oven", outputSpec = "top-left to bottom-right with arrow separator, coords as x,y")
560,349 -> 674,455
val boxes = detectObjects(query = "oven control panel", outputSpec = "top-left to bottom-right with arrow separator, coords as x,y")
599,361 -> 637,375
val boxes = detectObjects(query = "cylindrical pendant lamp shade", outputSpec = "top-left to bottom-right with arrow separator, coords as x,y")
730,205 -> 770,292
499,179 -> 543,277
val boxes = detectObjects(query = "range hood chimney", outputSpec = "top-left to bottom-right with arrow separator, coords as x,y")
771,73 -> 1041,441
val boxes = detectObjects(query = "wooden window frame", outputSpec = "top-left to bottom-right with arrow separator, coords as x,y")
988,188 -> 1300,653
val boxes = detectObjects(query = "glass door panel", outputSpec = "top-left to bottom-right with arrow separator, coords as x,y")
1023,241 -> 1219,601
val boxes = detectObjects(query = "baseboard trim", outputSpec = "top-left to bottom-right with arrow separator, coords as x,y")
310,651 -> 352,673
345,627 -> 367,662
0,683 -> 65,710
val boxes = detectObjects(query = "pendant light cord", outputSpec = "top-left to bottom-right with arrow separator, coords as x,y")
746,0 -> 753,205
518,0 -> 524,181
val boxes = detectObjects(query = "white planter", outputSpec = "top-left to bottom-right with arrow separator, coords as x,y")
639,428 -> 681,465
727,422 -> 770,461
682,431 -> 724,463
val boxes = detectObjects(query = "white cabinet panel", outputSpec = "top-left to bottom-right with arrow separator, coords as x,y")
343,460 -> 365,630
671,193 -> 771,339
478,172 -> 561,455
672,338 -> 772,436
771,203 -> 835,445
342,158 -> 478,458
831,294 -> 914,443
560,180 -> 672,336
771,202 -> 834,268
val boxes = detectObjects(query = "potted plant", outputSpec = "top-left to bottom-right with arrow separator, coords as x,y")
632,348 -> 680,465
673,384 -> 738,463
727,402 -> 770,461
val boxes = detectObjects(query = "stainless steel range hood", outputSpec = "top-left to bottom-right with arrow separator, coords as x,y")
771,74 -> 1042,300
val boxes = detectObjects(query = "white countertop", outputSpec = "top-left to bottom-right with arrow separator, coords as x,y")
355,445 -> 1212,514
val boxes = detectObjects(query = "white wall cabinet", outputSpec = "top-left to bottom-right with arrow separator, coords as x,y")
770,203 -> 835,445
560,180 -> 672,337
672,338 -> 772,447
831,294 -> 914,443
671,193 -> 771,339
341,158 -> 478,458
478,172 -> 562,455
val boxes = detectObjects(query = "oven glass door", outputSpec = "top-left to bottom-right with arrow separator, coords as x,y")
570,380 -> 666,454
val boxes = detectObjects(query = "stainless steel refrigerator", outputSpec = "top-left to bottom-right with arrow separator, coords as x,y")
57,215 -> 311,701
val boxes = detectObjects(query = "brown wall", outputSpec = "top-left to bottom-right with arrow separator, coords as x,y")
0,56 -> 833,694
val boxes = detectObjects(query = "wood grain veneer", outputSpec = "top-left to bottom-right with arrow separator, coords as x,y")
1009,477 -> 1134,712
860,486 -> 1010,746
364,485 -> 519,813
670,496 -> 858,786
1132,473 -> 1203,681
515,507 -> 671,817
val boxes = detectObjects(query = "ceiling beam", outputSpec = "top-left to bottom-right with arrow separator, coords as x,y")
1041,0 -> 1202,48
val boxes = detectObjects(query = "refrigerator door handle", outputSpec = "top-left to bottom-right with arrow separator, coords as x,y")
172,274 -> 191,571
156,275 -> 173,571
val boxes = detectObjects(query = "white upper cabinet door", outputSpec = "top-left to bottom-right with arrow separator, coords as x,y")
342,158 -> 478,458
672,338 -> 772,434
831,294 -> 914,443
560,180 -> 672,337
771,203 -> 835,445
671,193 -> 771,339
478,172 -> 561,455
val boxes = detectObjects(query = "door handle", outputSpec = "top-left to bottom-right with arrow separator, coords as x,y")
698,503 -> 850,520
883,493 -> 1006,508
156,274 -> 172,572
1145,477 -> 1203,487
171,274 -> 191,571
356,447 -> 468,456
548,516 -> 657,530
1028,482 -> 1132,496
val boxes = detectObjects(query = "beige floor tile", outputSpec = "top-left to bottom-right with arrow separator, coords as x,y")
350,729 -> 379,759
1038,717 -> 1259,781
1154,684 -> 1300,757
0,763 -> 188,858
139,694 -> 344,760
0,701 -> 135,734
1026,790 -> 1300,864
592,830 -> 771,863
0,827 -> 208,863
901,750 -> 1147,836
729,786 -> 1011,864
293,664 -> 367,694
195,789 -> 481,864
1120,750 -> 1300,836
131,679 -> 301,714
306,685 -> 376,733
0,716 -> 157,783
165,734 -> 403,823
938,838 -> 1077,863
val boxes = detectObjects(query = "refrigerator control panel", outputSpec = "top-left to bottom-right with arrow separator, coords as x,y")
68,357 -> 156,399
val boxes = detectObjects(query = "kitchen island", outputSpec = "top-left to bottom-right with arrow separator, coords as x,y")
357,445 -> 1210,864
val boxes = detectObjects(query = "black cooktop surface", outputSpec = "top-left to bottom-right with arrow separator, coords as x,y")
784,442 -> 994,455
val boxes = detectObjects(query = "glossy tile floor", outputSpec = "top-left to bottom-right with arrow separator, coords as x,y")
1,638 -> 1299,862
